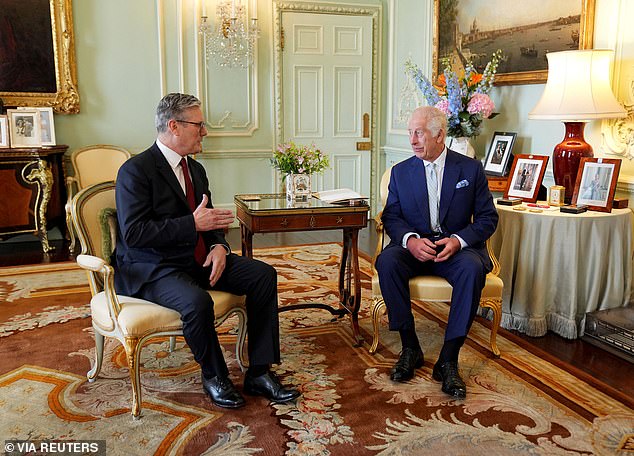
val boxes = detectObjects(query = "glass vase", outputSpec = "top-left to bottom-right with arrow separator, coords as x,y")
286,173 -> 311,202
447,136 -> 476,158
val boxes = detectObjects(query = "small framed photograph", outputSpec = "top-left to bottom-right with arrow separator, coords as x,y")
37,107 -> 56,146
18,107 -> 56,146
7,109 -> 42,148
504,154 -> 549,203
572,158 -> 621,212
484,131 -> 517,176
0,115 -> 9,148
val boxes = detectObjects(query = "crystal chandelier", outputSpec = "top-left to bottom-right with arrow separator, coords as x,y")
200,0 -> 259,68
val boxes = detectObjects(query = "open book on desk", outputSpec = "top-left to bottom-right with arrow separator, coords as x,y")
313,188 -> 368,204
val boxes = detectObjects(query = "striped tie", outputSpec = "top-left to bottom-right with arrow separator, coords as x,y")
427,162 -> 440,232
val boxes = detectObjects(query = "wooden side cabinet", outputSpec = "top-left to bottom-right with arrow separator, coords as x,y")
0,145 -> 68,253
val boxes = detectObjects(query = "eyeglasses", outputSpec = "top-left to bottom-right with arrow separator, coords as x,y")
407,129 -> 426,138
175,119 -> 209,132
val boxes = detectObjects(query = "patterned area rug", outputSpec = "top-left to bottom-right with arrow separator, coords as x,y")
0,244 -> 633,455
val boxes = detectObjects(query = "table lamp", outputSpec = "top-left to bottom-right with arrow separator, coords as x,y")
528,49 -> 626,202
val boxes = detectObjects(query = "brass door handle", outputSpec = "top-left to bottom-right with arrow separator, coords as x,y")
362,113 -> 370,138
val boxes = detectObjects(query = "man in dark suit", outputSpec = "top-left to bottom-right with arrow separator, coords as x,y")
115,93 -> 299,409
375,106 -> 498,398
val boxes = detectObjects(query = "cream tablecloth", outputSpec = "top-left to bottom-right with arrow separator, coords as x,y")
490,203 -> 633,339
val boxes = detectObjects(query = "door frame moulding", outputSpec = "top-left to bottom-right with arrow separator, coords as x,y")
272,1 -> 383,210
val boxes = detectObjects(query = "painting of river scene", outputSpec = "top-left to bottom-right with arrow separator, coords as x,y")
434,0 -> 595,84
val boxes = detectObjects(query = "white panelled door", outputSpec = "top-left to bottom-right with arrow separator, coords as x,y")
281,12 -> 373,196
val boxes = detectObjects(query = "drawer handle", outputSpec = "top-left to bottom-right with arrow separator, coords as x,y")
280,218 -> 288,227
336,217 -> 343,224
309,216 -> 316,228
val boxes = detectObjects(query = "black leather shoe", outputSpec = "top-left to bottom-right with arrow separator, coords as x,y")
390,347 -> 424,382
243,371 -> 300,403
201,373 -> 246,409
432,361 -> 467,399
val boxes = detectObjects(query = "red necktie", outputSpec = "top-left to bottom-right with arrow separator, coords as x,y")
180,158 -> 207,265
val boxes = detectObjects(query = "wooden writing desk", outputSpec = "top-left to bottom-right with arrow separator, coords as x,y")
234,193 -> 369,344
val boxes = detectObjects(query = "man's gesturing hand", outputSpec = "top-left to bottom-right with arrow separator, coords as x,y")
193,194 -> 235,231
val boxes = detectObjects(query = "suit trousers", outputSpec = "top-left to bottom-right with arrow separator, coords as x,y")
375,244 -> 487,341
136,253 -> 280,378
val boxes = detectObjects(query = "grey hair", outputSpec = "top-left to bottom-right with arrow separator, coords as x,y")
155,93 -> 202,133
411,106 -> 447,138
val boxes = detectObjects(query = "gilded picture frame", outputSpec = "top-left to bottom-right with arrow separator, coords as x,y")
0,0 -> 79,114
433,0 -> 595,85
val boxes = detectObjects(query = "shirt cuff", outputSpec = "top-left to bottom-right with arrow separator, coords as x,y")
210,244 -> 231,255
402,232 -> 420,248
451,234 -> 467,250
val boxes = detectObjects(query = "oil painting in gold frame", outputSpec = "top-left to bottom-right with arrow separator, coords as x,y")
433,0 -> 595,85
0,0 -> 79,113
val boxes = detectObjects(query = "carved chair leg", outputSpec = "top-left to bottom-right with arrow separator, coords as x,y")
369,297 -> 386,354
480,299 -> 502,357
87,330 -> 105,382
124,337 -> 142,419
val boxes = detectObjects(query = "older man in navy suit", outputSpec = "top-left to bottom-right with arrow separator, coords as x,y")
115,93 -> 299,409
376,106 -> 498,398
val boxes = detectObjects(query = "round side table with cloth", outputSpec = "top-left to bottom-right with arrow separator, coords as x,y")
490,203 -> 633,339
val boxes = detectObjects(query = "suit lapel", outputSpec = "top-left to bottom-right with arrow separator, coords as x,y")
440,150 -> 460,224
408,157 -> 431,230
151,145 -> 190,209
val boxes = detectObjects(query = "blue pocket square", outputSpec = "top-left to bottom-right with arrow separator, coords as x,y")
456,179 -> 469,189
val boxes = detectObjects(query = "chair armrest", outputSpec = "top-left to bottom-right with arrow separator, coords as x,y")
76,254 -> 122,316
77,254 -> 107,272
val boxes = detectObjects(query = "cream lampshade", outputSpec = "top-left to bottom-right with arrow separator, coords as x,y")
528,49 -> 626,202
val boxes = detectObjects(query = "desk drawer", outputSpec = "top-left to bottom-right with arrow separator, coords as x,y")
253,213 -> 367,232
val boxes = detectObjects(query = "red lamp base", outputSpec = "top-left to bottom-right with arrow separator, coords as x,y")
552,121 -> 593,202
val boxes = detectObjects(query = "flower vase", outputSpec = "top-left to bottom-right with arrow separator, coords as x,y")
447,137 -> 476,158
286,173 -> 311,202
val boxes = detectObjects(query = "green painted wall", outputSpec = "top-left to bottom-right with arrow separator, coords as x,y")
55,0 -> 161,153
53,0 -> 633,212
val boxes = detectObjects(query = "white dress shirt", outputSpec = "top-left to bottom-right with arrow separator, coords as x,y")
156,138 -> 188,196
401,148 -> 467,250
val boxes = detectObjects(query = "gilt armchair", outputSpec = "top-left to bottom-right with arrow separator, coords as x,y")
71,181 -> 248,418
369,167 -> 503,357
66,145 -> 131,252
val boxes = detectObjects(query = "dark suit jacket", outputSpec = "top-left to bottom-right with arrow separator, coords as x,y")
382,149 -> 498,266
114,143 -> 229,296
